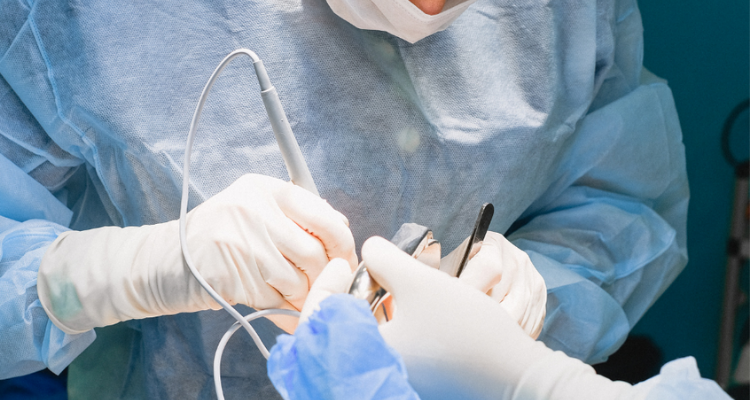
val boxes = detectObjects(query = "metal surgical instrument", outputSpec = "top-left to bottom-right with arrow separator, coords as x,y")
349,223 -> 441,322
349,203 -> 494,322
440,203 -> 494,278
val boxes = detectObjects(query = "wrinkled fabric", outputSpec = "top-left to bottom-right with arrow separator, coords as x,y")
634,357 -> 732,400
0,120 -> 95,376
0,0 -> 687,398
0,216 -> 95,377
268,294 -> 419,400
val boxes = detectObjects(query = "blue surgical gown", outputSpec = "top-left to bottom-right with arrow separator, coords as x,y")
0,0 -> 688,398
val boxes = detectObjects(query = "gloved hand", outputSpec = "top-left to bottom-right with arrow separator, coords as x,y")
358,236 -> 641,400
441,231 -> 547,338
37,174 -> 358,335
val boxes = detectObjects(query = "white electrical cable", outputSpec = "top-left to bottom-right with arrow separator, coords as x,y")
213,309 -> 301,400
180,49 -> 305,400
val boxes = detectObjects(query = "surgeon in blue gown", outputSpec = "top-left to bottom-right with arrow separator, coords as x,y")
0,0 -> 688,398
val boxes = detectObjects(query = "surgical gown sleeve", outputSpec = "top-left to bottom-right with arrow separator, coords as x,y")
633,357 -> 731,400
508,72 -> 689,363
0,75 -> 95,378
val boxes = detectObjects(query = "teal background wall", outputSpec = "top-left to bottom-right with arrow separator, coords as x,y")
631,0 -> 749,380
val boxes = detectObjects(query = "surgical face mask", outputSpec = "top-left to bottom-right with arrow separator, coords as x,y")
326,0 -> 477,44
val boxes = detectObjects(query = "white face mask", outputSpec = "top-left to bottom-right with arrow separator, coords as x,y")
326,0 -> 477,44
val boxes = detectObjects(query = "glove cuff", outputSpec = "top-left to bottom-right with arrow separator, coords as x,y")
39,228 -> 129,334
37,223 -> 200,334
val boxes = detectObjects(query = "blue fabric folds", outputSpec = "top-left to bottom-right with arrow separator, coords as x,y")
268,294 -> 419,400
636,357 -> 732,400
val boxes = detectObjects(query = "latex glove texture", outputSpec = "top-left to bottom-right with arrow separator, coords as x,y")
361,237 -> 639,400
37,174 -> 357,335
442,231 -> 547,338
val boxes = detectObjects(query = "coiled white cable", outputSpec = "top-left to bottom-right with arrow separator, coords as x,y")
180,49 -> 313,399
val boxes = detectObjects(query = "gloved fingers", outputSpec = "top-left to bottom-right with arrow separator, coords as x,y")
527,314 -> 545,339
299,258 -> 353,323
524,268 -> 547,339
486,259 -> 515,304
457,239 -> 504,293
268,217 -> 329,285
361,236 -> 437,300
334,210 -> 350,227
481,232 -> 518,303
482,232 -> 548,338
495,267 -> 546,339
439,236 -> 469,276
492,271 -> 531,331
256,249 -> 310,311
275,182 -> 358,269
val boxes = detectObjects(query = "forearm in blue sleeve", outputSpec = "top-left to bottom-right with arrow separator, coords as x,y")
0,155 -> 96,378
508,78 -> 688,364
511,194 -> 685,363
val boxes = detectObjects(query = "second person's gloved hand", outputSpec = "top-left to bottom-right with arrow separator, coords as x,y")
441,231 -> 547,338
37,174 -> 358,335
360,237 -> 639,400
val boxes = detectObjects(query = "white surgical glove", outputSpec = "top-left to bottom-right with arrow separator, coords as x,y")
38,174 -> 358,335
441,231 -> 547,338
298,258 -> 355,323
361,236 -> 642,400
